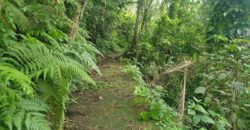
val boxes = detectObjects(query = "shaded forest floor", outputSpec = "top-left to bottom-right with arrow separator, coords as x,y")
64,57 -> 155,130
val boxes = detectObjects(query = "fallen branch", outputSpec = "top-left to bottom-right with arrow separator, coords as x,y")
163,60 -> 193,75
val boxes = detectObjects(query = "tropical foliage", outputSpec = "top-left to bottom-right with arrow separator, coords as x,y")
0,0 -> 250,130
0,0 -> 98,129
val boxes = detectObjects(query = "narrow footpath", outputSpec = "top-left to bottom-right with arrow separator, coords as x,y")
64,57 -> 155,130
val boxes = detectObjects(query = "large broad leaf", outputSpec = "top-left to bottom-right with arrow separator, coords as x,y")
194,87 -> 206,94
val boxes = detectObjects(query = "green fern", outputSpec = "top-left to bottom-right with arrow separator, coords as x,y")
1,0 -> 29,31
64,43 -> 102,74
0,62 -> 51,130
0,82 -> 51,130
0,98 -> 51,130
1,42 -> 95,129
1,1 -> 100,130
0,63 -> 34,95
1,43 -> 94,84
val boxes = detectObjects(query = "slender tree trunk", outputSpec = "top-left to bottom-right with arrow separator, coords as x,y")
69,0 -> 88,42
141,0 -> 153,32
125,0 -> 143,57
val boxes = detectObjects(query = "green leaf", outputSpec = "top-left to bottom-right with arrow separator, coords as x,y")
188,109 -> 196,115
229,44 -> 238,52
196,105 -> 208,115
149,110 -> 160,120
193,115 -> 202,124
202,115 -> 215,124
194,87 -> 206,94
139,112 -> 150,120
204,96 -> 211,104
216,120 -> 226,130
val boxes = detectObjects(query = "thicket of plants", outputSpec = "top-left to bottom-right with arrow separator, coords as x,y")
0,0 -> 100,129
123,0 -> 250,130
0,0 -> 250,130
125,42 -> 250,130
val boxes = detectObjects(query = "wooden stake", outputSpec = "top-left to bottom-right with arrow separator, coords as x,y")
156,60 -> 193,123
178,62 -> 188,123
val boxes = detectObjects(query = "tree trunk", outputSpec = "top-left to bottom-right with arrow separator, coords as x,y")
141,0 -> 153,32
125,0 -> 143,57
69,0 -> 88,42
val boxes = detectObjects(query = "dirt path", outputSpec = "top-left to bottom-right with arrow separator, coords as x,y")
64,58 -> 154,130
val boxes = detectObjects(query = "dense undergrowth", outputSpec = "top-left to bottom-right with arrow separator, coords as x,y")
0,0 -> 99,129
124,41 -> 250,130
121,0 -> 250,130
0,0 -> 250,130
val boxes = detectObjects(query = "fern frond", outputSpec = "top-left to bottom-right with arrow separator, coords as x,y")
27,30 -> 62,49
0,86 -> 51,130
1,42 -> 94,129
48,28 -> 68,42
35,78 -> 69,130
25,112 -> 51,130
0,63 -> 34,95
0,84 -> 20,104
3,1 -> 29,31
64,47 -> 101,74
65,42 -> 102,74
83,42 -> 103,56
21,99 -> 51,130
1,43 -> 94,84
0,90 -> 52,130
13,109 -> 25,130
